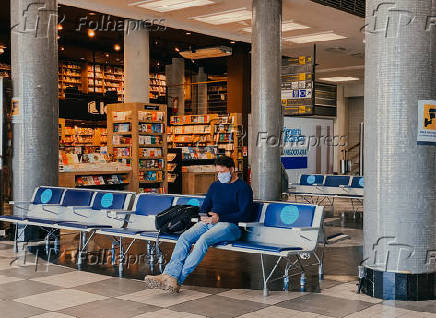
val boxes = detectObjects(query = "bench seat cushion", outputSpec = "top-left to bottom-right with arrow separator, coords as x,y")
0,215 -> 26,221
58,222 -> 112,229
26,218 -> 59,225
140,232 -> 180,241
100,228 -> 144,235
231,241 -> 303,253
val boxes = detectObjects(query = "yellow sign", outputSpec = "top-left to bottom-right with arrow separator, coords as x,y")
423,104 -> 436,130
11,98 -> 19,116
298,73 -> 306,81
298,56 -> 306,65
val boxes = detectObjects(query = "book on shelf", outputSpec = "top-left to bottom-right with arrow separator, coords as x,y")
138,111 -> 164,122
139,135 -> 162,145
113,123 -> 131,132
113,147 -> 131,157
140,148 -> 162,158
139,158 -> 164,169
139,170 -> 163,182
113,135 -> 132,145
139,123 -> 163,133
113,111 -> 132,121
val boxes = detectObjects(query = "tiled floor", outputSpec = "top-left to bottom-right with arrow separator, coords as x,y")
0,215 -> 435,318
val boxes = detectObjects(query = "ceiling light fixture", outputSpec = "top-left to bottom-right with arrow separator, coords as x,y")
186,32 -> 191,35
193,8 -> 252,25
114,44 -> 121,51
285,31 -> 346,44
88,29 -> 96,38
175,47 -> 180,52
57,24 -> 63,31
0,47 -> 4,54
60,46 -> 65,51
89,12 -> 96,16
319,77 -> 359,82
131,0 -> 214,12
179,46 -> 232,59
242,20 -> 310,33
105,53 -> 110,58
230,40 -> 235,44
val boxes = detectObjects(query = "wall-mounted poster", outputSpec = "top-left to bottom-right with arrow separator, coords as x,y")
417,100 -> 436,144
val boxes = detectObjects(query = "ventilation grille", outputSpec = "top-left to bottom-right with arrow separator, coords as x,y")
311,0 -> 365,18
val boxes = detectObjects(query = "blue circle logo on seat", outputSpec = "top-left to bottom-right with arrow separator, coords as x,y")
40,189 -> 53,204
101,193 -> 114,208
280,206 -> 300,225
359,178 -> 364,187
187,198 -> 200,206
307,175 -> 316,185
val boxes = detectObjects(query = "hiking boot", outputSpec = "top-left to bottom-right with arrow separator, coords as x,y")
143,274 -> 166,289
162,274 -> 180,293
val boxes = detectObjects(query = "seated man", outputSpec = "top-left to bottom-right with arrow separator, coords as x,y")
144,155 -> 253,293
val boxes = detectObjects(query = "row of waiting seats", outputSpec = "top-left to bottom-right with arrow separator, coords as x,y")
290,174 -> 364,197
1,186 -> 325,295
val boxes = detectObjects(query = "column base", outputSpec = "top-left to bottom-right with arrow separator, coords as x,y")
362,268 -> 436,300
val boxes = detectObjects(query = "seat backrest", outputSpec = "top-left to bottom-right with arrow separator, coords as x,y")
300,174 -> 324,186
243,201 -> 323,251
91,192 -> 133,210
134,194 -> 174,216
61,189 -> 94,207
173,196 -> 205,207
350,176 -> 364,188
32,187 -> 65,205
263,203 -> 316,229
252,201 -> 264,222
323,175 -> 350,187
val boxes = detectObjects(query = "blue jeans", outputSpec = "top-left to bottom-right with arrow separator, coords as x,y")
163,221 -> 241,284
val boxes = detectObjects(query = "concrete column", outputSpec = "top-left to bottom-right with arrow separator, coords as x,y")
124,20 -> 149,103
363,0 -> 436,300
166,58 -> 185,115
10,0 -> 58,218
193,67 -> 207,114
334,84 -> 347,173
251,0 -> 282,200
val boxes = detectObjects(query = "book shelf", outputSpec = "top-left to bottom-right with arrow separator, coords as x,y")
168,113 -> 243,172
59,170 -> 132,190
58,118 -> 107,154
107,103 -> 168,193
149,74 -> 167,101
58,61 -> 86,99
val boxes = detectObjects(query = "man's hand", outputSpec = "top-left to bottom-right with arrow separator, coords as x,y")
200,212 -> 219,224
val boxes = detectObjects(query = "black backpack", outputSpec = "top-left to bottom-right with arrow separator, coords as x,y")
155,205 -> 200,235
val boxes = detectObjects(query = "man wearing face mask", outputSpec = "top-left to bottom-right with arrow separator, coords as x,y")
144,155 -> 253,293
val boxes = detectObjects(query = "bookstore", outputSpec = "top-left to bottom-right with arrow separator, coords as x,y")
1,0 -> 436,310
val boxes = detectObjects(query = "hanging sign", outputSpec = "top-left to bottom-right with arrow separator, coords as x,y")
417,100 -> 436,144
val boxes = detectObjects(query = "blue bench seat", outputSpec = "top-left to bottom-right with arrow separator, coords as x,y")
100,228 -> 146,236
58,222 -> 112,230
231,241 -> 303,253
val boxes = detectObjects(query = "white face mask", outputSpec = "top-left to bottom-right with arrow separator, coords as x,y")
218,171 -> 232,184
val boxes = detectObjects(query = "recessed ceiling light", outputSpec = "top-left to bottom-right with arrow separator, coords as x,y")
80,57 -> 86,60
230,40 -> 235,44
175,47 -> 180,52
89,12 -> 96,16
60,46 -> 65,51
132,0 -> 214,12
193,8 -> 251,25
0,47 -> 4,54
88,29 -> 96,38
57,24 -> 63,31
242,20 -> 310,33
114,44 -> 121,51
285,31 -> 346,44
319,77 -> 359,82
105,53 -> 110,58
186,32 -> 191,35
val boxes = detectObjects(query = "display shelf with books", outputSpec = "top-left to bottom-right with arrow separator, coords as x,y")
107,103 -> 168,193
149,74 -> 167,101
168,113 -> 243,172
58,119 -> 107,155
59,170 -> 132,190
58,61 -> 86,99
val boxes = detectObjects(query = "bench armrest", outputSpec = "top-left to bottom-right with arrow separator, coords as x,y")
293,227 -> 320,231
238,222 -> 262,229
106,210 -> 133,218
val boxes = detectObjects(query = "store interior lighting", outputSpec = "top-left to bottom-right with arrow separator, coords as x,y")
130,0 -> 214,12
319,76 -> 359,82
193,8 -> 252,25
179,46 -> 232,59
285,31 -> 346,43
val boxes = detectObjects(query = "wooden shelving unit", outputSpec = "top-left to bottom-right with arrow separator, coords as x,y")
168,113 -> 244,172
107,103 -> 168,193
58,118 -> 107,154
